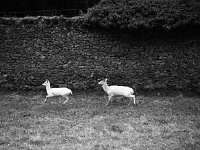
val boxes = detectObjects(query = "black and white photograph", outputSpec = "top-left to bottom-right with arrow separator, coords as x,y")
0,0 -> 200,149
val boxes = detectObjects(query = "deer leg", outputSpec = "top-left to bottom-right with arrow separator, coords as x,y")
63,96 -> 69,104
105,95 -> 113,107
44,97 -> 47,103
133,95 -> 136,104
127,95 -> 136,105
44,94 -> 53,103
44,95 -> 50,103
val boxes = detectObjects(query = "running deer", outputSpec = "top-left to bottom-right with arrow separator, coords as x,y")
98,79 -> 135,106
42,79 -> 72,104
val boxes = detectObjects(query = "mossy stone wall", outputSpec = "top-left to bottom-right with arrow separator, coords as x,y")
0,18 -> 200,91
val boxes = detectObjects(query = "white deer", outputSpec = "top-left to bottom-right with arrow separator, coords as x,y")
42,79 -> 72,104
98,79 -> 135,106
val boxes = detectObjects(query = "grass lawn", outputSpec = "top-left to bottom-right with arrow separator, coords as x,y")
0,90 -> 200,150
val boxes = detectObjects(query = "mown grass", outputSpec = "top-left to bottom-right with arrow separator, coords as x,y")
0,90 -> 200,150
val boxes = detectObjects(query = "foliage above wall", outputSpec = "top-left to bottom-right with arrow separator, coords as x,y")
84,0 -> 200,30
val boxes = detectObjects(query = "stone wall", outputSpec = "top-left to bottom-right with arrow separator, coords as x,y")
0,18 -> 200,91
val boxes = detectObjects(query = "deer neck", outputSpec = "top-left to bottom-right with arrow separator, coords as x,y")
102,83 -> 109,93
45,83 -> 51,93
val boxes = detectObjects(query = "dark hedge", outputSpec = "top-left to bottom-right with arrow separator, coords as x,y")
84,0 -> 200,30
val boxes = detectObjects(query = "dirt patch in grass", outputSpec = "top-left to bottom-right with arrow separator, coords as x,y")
0,91 -> 200,150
